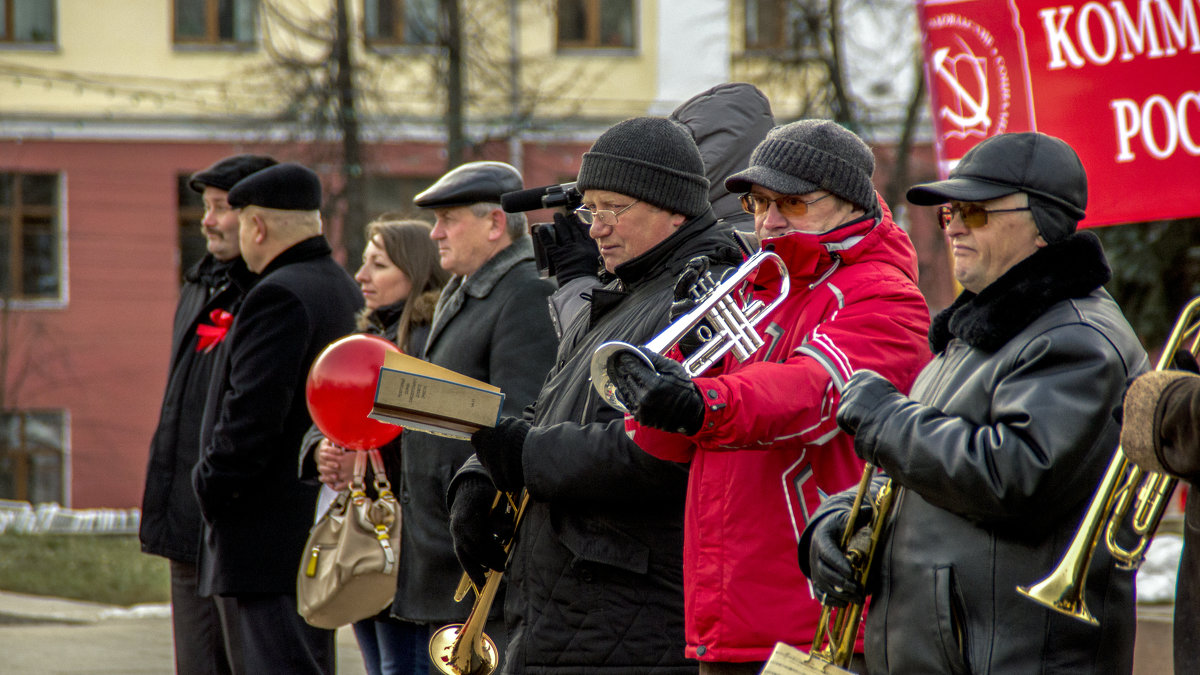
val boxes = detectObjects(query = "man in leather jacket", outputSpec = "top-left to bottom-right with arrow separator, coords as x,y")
801,132 -> 1149,674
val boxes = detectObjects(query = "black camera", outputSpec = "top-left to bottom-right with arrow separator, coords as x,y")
501,182 -> 586,278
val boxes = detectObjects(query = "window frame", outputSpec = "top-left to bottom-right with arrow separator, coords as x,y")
0,0 -> 57,45
0,171 -> 67,308
739,0 -> 817,57
363,0 -> 439,49
556,0 -> 637,52
172,0 -> 257,49
0,409 -> 68,505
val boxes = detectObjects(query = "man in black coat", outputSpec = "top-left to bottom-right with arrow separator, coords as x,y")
192,162 -> 362,675
389,162 -> 558,657
140,153 -> 274,675
450,117 -> 743,673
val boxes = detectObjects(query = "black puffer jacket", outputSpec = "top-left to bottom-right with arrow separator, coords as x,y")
140,255 -> 254,563
456,211 -> 741,674
820,233 -> 1148,674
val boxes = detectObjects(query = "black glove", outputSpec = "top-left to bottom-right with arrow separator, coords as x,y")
607,348 -> 705,435
836,370 -> 899,437
800,498 -> 874,608
671,257 -> 737,358
534,212 -> 599,285
447,473 -> 510,589
470,417 -> 530,493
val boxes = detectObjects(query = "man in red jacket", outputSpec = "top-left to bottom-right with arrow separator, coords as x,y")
606,119 -> 931,673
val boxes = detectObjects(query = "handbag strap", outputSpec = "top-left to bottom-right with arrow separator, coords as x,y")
366,448 -> 394,497
349,449 -> 369,497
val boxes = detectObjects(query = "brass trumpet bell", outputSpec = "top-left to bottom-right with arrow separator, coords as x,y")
428,622 -> 499,675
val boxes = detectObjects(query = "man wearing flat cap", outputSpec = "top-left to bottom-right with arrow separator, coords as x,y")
603,119 -> 931,672
192,162 -> 362,674
446,117 -> 746,673
141,153 -> 275,675
801,132 -> 1149,674
386,161 -> 557,654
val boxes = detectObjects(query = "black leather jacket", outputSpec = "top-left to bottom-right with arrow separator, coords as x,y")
820,233 -> 1148,674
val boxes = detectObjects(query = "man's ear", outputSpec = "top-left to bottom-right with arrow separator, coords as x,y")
250,213 -> 268,245
487,209 -> 508,242
670,213 -> 687,229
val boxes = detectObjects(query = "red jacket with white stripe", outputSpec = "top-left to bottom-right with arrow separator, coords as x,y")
626,198 -> 931,662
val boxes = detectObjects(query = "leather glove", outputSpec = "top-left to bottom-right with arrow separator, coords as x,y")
470,417 -> 530,493
534,212 -> 600,285
836,370 -> 899,437
800,497 -> 874,608
607,347 -> 705,435
671,257 -> 736,358
447,473 -> 510,589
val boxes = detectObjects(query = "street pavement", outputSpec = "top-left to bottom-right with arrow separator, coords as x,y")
0,589 -> 1177,674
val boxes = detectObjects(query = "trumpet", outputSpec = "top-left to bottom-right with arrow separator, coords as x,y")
1018,295 -> 1200,624
589,248 -> 789,411
429,490 -> 528,675
761,464 -> 896,674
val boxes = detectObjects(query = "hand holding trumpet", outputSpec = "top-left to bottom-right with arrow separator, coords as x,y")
606,348 -> 705,435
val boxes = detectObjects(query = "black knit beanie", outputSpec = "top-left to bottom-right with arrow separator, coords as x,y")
577,117 -> 710,219
725,119 -> 876,212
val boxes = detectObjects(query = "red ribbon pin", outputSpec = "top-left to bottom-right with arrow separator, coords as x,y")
195,309 -> 234,353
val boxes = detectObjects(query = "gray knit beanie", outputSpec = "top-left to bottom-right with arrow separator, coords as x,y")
577,117 -> 710,219
725,119 -> 876,212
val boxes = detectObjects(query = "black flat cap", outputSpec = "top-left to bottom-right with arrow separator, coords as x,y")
227,162 -> 322,211
414,161 -> 523,209
907,132 -> 1086,218
188,154 -> 278,193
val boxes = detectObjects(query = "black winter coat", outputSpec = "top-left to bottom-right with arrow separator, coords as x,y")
458,211 -> 741,674
823,233 -> 1148,674
141,255 -> 253,563
193,236 -> 362,596
391,238 -> 558,624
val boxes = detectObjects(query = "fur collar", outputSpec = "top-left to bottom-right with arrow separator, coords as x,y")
930,231 -> 1111,354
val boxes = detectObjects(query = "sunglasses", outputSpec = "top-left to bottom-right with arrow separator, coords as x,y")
938,204 -> 1032,230
739,192 -> 831,217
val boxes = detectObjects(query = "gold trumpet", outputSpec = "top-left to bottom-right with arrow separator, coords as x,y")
762,464 -> 896,675
1018,295 -> 1200,624
589,248 -> 789,411
429,490 -> 528,675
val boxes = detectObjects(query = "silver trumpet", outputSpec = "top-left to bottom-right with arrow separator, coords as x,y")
589,248 -> 790,411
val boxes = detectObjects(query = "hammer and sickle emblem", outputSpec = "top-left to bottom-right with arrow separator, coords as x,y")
933,36 -> 991,137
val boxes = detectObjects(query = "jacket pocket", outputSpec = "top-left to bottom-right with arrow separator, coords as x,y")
553,510 -> 650,575
933,565 -> 971,675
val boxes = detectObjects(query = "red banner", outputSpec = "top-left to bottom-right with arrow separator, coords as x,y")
916,0 -> 1200,227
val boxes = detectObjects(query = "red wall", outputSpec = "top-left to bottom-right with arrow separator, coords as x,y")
0,136 -> 948,508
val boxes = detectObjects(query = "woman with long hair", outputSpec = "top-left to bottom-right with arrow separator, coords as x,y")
307,216 -> 449,675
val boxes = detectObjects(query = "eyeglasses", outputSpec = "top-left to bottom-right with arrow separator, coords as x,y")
740,192 -> 831,217
575,200 -> 640,226
938,204 -> 1032,230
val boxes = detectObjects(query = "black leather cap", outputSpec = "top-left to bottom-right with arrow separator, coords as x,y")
227,162 -> 322,211
188,154 -> 277,193
907,132 -> 1086,219
414,161 -> 523,209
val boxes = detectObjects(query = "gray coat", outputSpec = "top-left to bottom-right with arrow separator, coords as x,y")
390,237 -> 558,624
832,233 -> 1148,674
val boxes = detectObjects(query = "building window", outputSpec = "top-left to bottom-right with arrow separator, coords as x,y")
177,174 -> 207,286
557,0 -> 635,50
0,0 -> 55,43
0,172 -> 61,302
742,0 -> 817,55
0,410 -> 65,504
364,0 -> 438,46
365,175 -> 439,220
173,0 -> 255,46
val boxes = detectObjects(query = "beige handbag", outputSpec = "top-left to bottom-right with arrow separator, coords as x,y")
297,448 -> 400,629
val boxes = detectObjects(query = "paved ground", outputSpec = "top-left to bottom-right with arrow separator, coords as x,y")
0,590 -> 1177,674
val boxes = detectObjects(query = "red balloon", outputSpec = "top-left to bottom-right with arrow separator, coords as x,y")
306,333 -> 404,450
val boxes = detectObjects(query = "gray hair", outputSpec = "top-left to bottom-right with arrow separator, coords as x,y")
469,201 -> 527,240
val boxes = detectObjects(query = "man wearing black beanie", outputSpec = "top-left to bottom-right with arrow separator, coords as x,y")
140,153 -> 274,675
447,116 -> 743,673
192,161 -> 362,674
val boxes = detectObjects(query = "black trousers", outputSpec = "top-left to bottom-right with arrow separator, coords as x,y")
214,593 -> 335,675
169,560 -> 234,675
